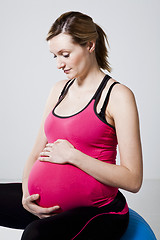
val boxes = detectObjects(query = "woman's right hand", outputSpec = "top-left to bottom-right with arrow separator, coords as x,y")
22,194 -> 60,219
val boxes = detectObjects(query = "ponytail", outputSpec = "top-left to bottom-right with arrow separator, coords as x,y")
95,24 -> 112,72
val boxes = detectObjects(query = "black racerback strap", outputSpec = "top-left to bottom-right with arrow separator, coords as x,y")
58,79 -> 75,100
99,81 -> 120,118
93,75 -> 111,100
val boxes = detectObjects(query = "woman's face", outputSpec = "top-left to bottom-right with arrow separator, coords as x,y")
48,33 -> 92,79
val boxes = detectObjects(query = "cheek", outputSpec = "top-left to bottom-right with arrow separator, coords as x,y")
71,54 -> 88,70
71,55 -> 82,67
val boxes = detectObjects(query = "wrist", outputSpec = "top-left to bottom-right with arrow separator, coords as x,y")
69,148 -> 81,165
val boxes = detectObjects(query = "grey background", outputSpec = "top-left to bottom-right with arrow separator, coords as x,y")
0,0 -> 159,181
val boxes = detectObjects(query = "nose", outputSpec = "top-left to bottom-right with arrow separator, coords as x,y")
57,58 -> 65,69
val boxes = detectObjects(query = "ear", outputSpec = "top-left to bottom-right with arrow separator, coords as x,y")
87,41 -> 96,53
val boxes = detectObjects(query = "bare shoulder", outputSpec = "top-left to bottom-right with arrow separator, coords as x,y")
49,79 -> 69,102
44,79 -> 69,113
108,78 -> 137,117
54,79 -> 69,88
50,79 -> 69,99
110,78 -> 135,103
110,78 -> 134,98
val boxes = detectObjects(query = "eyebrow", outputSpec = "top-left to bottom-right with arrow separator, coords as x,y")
50,49 -> 70,54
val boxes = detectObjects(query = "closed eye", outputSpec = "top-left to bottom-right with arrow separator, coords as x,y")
63,54 -> 70,58
53,53 -> 69,59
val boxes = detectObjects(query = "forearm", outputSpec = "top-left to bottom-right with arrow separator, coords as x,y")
22,154 -> 38,198
69,148 -> 142,193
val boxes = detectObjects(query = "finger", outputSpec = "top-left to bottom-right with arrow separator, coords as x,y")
39,205 -> 60,215
27,194 -> 39,202
47,205 -> 60,212
43,147 -> 51,152
43,205 -> 59,212
39,152 -> 50,157
46,143 -> 54,147
38,156 -> 50,162
26,199 -> 56,214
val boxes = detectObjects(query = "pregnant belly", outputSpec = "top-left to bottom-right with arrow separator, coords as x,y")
28,160 -> 107,212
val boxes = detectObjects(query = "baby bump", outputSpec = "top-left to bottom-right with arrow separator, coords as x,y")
28,160 -> 106,212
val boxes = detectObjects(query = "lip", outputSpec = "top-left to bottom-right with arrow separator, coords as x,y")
64,69 -> 71,74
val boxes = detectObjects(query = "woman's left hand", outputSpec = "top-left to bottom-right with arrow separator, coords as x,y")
38,139 -> 75,164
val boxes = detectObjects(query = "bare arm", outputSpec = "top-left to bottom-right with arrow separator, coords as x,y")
68,84 -> 143,193
22,79 -> 68,218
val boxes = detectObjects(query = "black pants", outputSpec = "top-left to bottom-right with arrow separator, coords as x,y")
0,183 -> 129,240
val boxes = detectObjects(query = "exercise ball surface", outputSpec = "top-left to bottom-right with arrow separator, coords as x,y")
120,209 -> 157,240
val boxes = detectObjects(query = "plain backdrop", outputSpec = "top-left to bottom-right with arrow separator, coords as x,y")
0,0 -> 159,181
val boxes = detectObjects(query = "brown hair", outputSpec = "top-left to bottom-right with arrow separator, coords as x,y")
46,11 -> 111,72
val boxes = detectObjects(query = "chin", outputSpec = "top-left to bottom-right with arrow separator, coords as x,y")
65,72 -> 77,80
65,75 -> 71,79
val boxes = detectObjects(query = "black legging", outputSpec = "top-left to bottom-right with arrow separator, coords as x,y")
0,183 -> 129,240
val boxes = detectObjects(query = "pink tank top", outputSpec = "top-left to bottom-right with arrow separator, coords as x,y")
28,75 -> 120,212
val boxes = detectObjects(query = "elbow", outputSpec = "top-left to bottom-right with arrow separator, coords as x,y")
130,184 -> 141,193
129,176 -> 143,193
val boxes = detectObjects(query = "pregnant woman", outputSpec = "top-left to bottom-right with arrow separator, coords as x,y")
0,11 -> 143,240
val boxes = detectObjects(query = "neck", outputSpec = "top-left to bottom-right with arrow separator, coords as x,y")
76,59 -> 106,90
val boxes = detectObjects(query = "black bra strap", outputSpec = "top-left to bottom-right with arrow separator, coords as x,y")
58,79 -> 75,100
100,82 -> 120,116
93,75 -> 111,99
